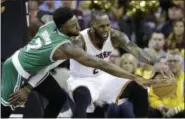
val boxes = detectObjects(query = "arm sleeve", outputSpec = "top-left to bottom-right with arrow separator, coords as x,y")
37,10 -> 53,24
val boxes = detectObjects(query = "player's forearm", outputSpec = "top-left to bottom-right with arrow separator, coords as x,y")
134,48 -> 158,65
122,42 -> 158,65
76,52 -> 136,79
99,60 -> 136,80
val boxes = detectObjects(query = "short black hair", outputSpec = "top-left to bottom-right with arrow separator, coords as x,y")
149,29 -> 164,40
91,11 -> 107,23
53,7 -> 74,29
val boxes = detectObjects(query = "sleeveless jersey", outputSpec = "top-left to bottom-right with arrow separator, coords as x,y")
70,28 -> 115,77
12,21 -> 71,79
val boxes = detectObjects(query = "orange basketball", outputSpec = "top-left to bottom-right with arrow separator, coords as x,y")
152,77 -> 176,98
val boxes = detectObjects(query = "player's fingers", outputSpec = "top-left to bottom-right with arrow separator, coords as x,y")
168,71 -> 175,81
9,91 -> 20,101
160,69 -> 166,78
8,96 -> 20,105
19,101 -> 26,106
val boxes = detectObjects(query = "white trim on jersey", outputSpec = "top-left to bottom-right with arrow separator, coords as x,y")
28,60 -> 64,88
12,50 -> 31,79
39,20 -> 54,29
49,40 -> 71,62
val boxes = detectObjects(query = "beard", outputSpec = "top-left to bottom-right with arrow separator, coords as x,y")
94,30 -> 108,41
67,32 -> 79,37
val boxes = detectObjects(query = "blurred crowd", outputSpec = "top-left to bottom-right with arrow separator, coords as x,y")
27,0 -> 184,118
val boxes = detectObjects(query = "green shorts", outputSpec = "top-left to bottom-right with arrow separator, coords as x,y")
1,58 -> 24,110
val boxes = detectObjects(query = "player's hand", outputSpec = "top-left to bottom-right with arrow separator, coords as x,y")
8,85 -> 32,106
153,62 -> 174,80
134,76 -> 153,87
164,107 -> 177,117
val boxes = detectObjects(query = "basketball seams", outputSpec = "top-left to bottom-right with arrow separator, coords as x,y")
153,84 -> 176,98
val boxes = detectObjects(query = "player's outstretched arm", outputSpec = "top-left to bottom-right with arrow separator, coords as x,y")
111,29 -> 158,65
60,43 -> 136,80
111,29 -> 173,78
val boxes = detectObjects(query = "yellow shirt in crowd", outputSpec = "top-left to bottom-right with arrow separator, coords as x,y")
149,71 -> 184,111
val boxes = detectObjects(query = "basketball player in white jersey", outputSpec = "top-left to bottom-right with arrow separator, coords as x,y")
35,10 -> 172,117
67,11 -> 173,117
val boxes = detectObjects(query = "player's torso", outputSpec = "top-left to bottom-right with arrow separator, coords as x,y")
17,21 -> 70,74
70,28 -> 115,77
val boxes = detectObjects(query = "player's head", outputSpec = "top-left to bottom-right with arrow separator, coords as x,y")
53,7 -> 80,36
90,11 -> 111,40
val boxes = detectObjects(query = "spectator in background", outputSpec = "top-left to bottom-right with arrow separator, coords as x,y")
29,1 -> 41,26
109,3 -> 124,30
28,1 -> 42,39
118,53 -> 149,117
62,0 -> 76,9
77,1 -> 92,29
173,0 -> 184,12
148,50 -> 184,118
160,3 -> 184,38
166,19 -> 184,71
148,30 -> 166,59
39,0 -> 62,12
120,53 -> 137,74
166,19 -> 184,56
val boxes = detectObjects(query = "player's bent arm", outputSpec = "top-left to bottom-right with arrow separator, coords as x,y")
37,10 -> 53,24
111,29 -> 159,65
60,43 -> 136,80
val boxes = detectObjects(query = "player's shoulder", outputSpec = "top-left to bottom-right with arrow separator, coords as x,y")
39,21 -> 55,30
72,34 -> 86,50
110,28 -> 123,37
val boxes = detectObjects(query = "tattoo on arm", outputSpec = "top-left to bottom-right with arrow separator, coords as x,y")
70,35 -> 85,50
123,42 -> 158,64
111,29 -> 158,65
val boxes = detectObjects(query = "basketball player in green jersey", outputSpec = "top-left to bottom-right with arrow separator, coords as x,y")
1,7 -> 142,118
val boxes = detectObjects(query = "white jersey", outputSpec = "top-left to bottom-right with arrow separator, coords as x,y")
70,28 -> 115,77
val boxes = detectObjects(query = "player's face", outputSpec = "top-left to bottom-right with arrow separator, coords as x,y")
92,15 -> 111,40
64,16 -> 81,36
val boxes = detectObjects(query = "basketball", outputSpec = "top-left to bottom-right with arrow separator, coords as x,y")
152,75 -> 176,98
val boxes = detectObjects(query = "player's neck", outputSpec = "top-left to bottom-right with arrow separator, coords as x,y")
89,29 -> 105,50
58,29 -> 69,38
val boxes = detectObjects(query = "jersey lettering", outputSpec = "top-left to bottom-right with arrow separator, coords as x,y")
42,30 -> 51,45
26,38 -> 42,51
26,30 -> 51,51
93,69 -> 99,75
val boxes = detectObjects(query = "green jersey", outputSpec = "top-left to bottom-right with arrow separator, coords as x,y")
1,21 -> 72,108
12,21 -> 71,77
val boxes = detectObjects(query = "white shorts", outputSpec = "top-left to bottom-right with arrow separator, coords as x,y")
67,72 -> 131,112
67,72 -> 110,112
96,73 -> 131,105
